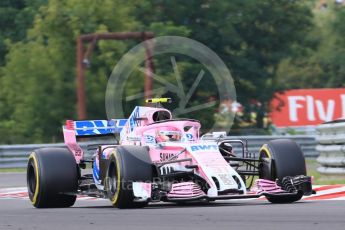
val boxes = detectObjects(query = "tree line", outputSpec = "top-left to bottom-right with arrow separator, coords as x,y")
0,0 -> 344,143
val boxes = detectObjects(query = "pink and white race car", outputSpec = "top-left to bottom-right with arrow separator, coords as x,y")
27,98 -> 313,208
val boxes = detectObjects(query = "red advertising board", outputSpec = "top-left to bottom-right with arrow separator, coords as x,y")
270,88 -> 345,127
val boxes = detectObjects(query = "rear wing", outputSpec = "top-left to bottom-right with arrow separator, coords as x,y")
65,119 -> 127,137
63,119 -> 127,163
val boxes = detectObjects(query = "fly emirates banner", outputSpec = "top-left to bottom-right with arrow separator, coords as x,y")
270,88 -> 345,127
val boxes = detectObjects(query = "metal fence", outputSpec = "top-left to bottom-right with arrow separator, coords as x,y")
0,135 -> 317,169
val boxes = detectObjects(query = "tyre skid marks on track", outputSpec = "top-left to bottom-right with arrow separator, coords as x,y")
1,185 -> 345,201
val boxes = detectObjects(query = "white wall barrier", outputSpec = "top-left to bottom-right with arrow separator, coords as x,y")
316,120 -> 345,175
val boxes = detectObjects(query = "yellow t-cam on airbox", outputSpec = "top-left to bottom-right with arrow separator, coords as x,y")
145,98 -> 172,104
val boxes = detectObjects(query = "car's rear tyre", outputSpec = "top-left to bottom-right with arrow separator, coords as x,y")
105,146 -> 153,209
259,139 -> 306,203
27,148 -> 78,208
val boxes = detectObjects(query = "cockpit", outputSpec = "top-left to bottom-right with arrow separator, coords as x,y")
156,130 -> 182,142
138,119 -> 201,145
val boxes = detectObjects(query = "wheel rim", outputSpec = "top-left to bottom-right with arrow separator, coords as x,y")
259,149 -> 274,180
108,162 -> 118,196
27,163 -> 37,196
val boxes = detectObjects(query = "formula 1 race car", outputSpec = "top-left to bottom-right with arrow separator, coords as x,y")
27,98 -> 313,208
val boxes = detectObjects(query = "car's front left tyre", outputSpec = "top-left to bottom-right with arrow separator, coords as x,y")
259,139 -> 307,203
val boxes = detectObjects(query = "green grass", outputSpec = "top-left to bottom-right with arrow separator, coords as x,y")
306,158 -> 345,185
0,168 -> 26,173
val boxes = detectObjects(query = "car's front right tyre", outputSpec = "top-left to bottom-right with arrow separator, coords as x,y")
105,146 -> 153,209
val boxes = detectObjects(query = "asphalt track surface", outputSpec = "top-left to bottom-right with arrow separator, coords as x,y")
1,173 -> 345,230
0,173 -> 26,188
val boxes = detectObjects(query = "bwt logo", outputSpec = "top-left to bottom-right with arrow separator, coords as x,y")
75,120 -> 127,135
190,144 -> 218,151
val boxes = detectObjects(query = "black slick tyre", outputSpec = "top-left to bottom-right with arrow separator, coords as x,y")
106,146 -> 153,209
27,148 -> 78,208
259,139 -> 306,203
